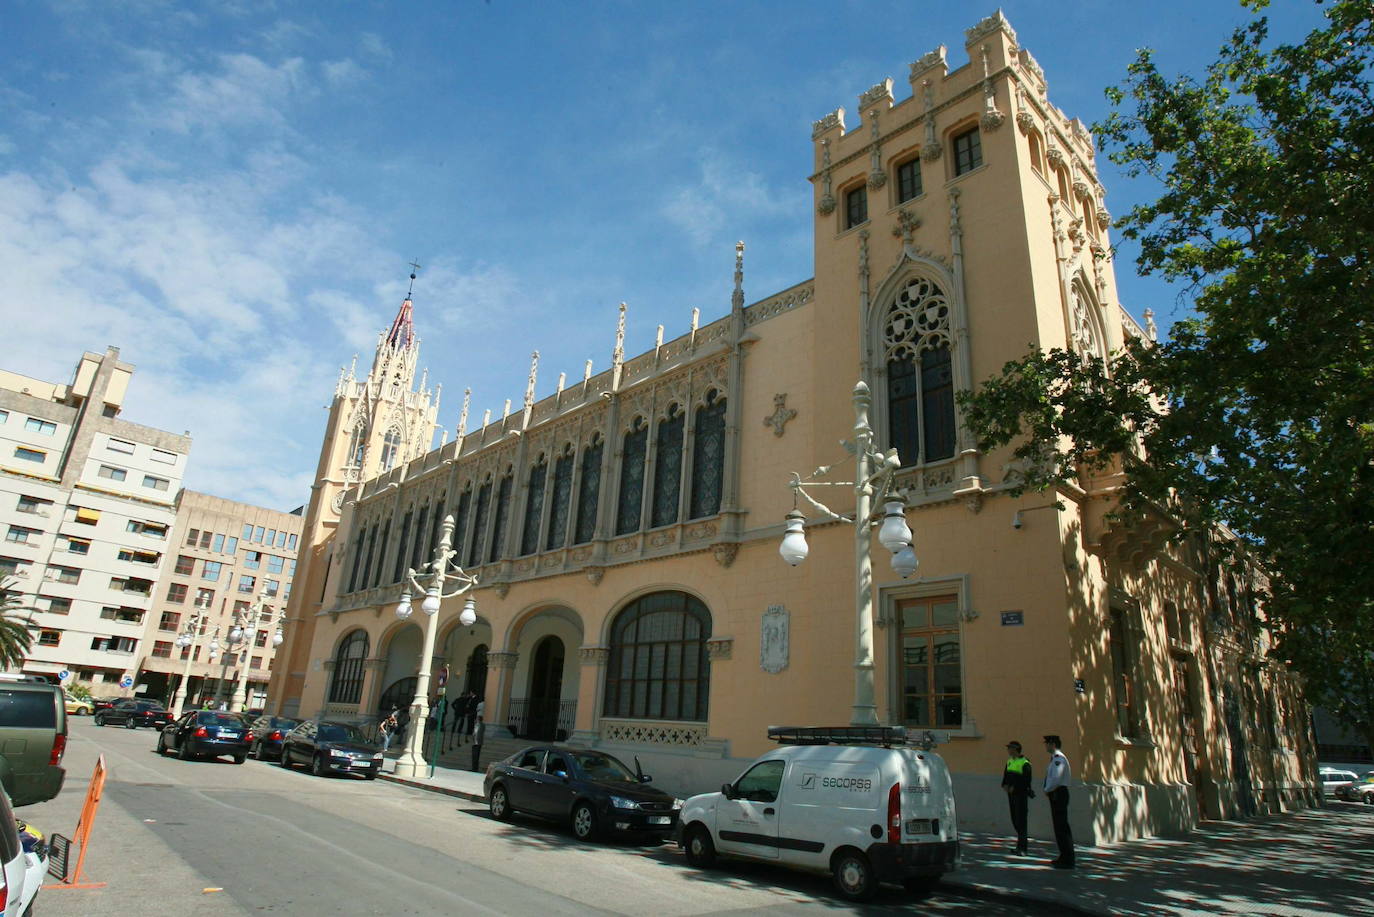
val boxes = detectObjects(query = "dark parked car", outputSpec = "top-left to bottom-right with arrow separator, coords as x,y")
246,715 -> 302,761
280,720 -> 382,779
158,711 -> 255,763
94,699 -> 172,729
91,696 -> 120,715
484,746 -> 682,842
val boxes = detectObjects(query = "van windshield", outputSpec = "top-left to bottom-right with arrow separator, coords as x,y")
0,690 -> 56,728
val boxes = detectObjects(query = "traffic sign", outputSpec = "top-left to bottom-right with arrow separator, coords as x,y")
57,670 -> 70,682
118,675 -> 133,689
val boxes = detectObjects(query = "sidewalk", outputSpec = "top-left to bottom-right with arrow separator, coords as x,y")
380,761 -> 1374,916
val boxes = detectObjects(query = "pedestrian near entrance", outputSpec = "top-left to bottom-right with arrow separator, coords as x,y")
1043,734 -> 1074,868
378,708 -> 399,753
470,714 -> 484,772
1001,740 -> 1034,855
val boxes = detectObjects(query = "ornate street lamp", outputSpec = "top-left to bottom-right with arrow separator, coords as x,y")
392,514 -> 478,779
169,592 -> 214,717
780,380 -> 915,726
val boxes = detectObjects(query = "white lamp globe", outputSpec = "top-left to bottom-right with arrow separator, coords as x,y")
892,543 -> 919,579
272,629 -> 284,646
395,598 -> 413,620
209,637 -> 220,652
779,510 -> 809,566
229,625 -> 244,644
421,593 -> 441,616
176,633 -> 191,648
459,597 -> 477,627
877,500 -> 913,554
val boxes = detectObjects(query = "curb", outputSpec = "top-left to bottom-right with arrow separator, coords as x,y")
378,771 -> 485,804
373,773 -> 1105,915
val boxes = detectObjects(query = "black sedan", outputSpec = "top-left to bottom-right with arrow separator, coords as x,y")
94,699 -> 172,729
484,746 -> 683,842
280,720 -> 383,779
158,711 -> 255,763
246,715 -> 302,761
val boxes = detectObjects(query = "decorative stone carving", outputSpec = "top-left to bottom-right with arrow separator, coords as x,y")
613,537 -> 637,555
685,521 -> 717,540
965,10 -> 1017,46
920,80 -> 942,160
958,606 -> 980,622
893,208 -> 921,245
964,491 -> 984,515
648,530 -> 675,548
979,45 -> 1005,132
908,46 -> 947,82
1073,177 -> 1091,201
712,542 -> 739,568
706,637 -> 734,661
579,646 -> 610,665
764,393 -> 797,437
866,110 -> 887,190
1096,205 -> 1111,231
1144,309 -> 1158,342
601,718 -> 707,747
859,79 -> 894,111
761,605 -> 789,674
585,566 -> 605,586
494,581 -> 510,599
744,283 -> 814,326
1046,140 -> 1066,170
487,651 -> 518,670
948,187 -> 963,238
1016,109 -> 1036,133
330,490 -> 346,514
817,138 -> 836,216
812,109 -> 843,139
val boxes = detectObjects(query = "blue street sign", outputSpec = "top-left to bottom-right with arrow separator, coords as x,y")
119,675 -> 133,688
57,670 -> 70,681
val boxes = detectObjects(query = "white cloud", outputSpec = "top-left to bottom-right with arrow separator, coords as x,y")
156,54 -> 311,134
358,33 -> 393,63
322,58 -> 367,88
661,149 -> 791,247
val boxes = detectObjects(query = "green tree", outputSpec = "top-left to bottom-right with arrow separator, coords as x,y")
958,0 -> 1374,751
0,577 -> 37,671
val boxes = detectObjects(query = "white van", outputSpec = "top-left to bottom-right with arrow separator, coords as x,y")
677,726 -> 958,901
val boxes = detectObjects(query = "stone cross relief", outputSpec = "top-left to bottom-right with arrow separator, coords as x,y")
764,393 -> 797,437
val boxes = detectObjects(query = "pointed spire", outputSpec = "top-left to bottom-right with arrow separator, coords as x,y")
385,263 -> 420,350
458,388 -> 471,437
732,241 -> 746,312
524,351 -> 540,410
611,303 -> 627,391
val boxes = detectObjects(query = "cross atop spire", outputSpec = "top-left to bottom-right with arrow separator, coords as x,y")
386,262 -> 420,350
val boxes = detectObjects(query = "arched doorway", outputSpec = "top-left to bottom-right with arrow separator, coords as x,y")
525,636 -> 564,741
463,645 -> 488,697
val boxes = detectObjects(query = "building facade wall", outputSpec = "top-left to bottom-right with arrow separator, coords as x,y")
273,13 -> 1317,843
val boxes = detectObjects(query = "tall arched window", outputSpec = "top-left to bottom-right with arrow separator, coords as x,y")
488,471 -> 513,563
374,519 -> 391,587
651,405 -> 684,528
616,417 -> 648,535
884,276 -> 955,466
328,630 -> 369,704
574,434 -> 603,544
379,428 -> 402,471
1069,281 -> 1106,362
411,502 -> 429,569
392,511 -> 412,583
346,424 -> 367,468
467,478 -> 492,568
689,390 -> 726,519
603,591 -> 711,721
520,454 -> 548,556
546,445 -> 574,551
453,486 -> 473,563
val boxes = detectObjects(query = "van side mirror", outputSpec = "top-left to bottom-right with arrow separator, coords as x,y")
721,783 -> 735,800
639,773 -> 653,783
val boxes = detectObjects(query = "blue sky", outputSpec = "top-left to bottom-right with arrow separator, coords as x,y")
0,0 -> 1326,510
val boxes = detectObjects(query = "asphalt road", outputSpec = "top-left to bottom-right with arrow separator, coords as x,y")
21,719 -> 1036,916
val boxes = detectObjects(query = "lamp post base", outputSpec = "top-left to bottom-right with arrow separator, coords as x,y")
392,752 -> 426,779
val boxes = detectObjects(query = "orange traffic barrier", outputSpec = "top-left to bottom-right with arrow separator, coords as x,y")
47,754 -> 107,890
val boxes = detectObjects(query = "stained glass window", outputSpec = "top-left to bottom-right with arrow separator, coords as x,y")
603,591 -> 711,721
520,455 -> 548,556
380,428 -> 402,471
651,405 -> 684,528
883,276 -> 956,466
489,472 -> 513,563
689,391 -> 726,519
547,447 -> 574,551
346,424 -> 367,467
616,418 -> 647,536
574,435 -> 603,544
467,480 -> 491,568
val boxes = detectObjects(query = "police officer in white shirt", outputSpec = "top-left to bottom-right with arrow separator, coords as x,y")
1042,734 -> 1075,868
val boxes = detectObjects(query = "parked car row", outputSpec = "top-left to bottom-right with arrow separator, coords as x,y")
1320,766 -> 1374,803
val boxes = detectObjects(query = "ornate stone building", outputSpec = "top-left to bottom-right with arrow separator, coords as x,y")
267,13 -> 1317,842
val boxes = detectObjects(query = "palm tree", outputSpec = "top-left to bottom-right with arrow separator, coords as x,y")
0,577 -> 37,671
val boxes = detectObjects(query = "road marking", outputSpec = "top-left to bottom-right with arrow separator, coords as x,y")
203,887 -> 223,893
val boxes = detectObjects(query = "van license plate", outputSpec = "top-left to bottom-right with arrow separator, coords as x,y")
906,819 -> 931,835
649,816 -> 671,825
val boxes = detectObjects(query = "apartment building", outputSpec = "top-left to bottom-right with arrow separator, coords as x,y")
0,347 -> 189,691
138,490 -> 302,711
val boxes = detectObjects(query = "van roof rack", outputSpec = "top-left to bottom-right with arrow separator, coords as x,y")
767,725 -> 908,747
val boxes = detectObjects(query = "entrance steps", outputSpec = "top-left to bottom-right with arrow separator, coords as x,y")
429,732 -> 527,775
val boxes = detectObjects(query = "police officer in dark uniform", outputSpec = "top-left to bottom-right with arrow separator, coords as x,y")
1001,740 -> 1034,856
